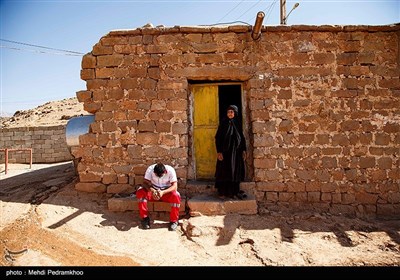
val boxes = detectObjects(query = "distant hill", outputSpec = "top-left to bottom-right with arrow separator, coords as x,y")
0,97 -> 88,128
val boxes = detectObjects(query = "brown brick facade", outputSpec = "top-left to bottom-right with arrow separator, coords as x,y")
75,24 -> 400,217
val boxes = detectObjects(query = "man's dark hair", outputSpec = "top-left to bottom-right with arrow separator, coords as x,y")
154,163 -> 166,177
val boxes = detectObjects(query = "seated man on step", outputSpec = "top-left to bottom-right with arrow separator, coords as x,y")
136,162 -> 181,231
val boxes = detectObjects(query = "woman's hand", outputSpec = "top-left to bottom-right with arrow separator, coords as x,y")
217,153 -> 223,161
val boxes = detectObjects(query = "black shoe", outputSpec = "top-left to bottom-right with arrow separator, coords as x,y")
235,192 -> 247,200
169,221 -> 179,231
141,217 -> 150,229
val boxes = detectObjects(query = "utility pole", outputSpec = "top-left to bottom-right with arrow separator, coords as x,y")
280,0 -> 286,25
280,1 -> 299,25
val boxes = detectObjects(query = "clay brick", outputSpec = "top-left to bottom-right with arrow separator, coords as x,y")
296,170 -> 315,180
332,193 -> 341,203
388,169 -> 400,179
321,148 -> 341,155
272,78 -> 291,88
137,121 -> 155,132
81,69 -> 95,80
102,174 -> 117,184
369,170 -> 386,181
76,90 -> 92,102
97,55 -> 123,67
341,120 -> 360,131
337,52 -> 357,65
378,78 -> 400,89
355,192 -> 378,204
352,67 -> 371,78
279,192 -> 295,202
383,123 -> 400,133
287,182 -> 305,192
377,204 -> 399,217
277,90 -> 292,99
315,134 -> 329,145
298,134 -> 314,144
305,181 -> 321,192
342,193 -> 355,204
75,182 -> 106,193
276,120 -> 292,133
168,100 -> 188,111
307,192 -> 320,202
171,123 -> 188,134
254,158 -> 276,169
387,193 -> 400,203
254,135 -> 274,147
107,184 -> 135,194
359,157 -> 375,168
107,89 -> 124,100
321,182 -> 337,192
264,169 -> 280,181
121,78 -> 139,90
377,157 -> 392,169
288,147 -> 303,157
321,193 -> 332,202
136,133 -> 159,145
82,54 -> 96,68
294,192 -> 307,202
313,53 -> 335,65
257,182 -> 286,192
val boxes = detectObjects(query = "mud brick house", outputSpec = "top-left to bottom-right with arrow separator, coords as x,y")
73,23 -> 400,217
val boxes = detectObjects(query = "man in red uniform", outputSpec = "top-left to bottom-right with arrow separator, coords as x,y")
136,162 -> 181,231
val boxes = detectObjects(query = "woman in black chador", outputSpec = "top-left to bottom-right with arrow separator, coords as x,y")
214,105 -> 247,199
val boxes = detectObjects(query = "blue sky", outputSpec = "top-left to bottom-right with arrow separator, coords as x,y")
1,0 -> 399,116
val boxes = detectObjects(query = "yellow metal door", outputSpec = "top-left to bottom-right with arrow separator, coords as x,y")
193,85 -> 219,179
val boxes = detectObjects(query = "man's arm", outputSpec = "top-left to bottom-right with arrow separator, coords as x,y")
142,179 -> 155,191
158,181 -> 177,198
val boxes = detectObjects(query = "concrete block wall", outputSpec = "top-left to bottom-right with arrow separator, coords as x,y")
74,24 -> 400,217
0,125 -> 72,163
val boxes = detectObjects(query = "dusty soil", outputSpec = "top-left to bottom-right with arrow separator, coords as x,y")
0,162 -> 399,267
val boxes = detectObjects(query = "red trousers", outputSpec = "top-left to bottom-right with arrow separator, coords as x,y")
136,188 -> 181,222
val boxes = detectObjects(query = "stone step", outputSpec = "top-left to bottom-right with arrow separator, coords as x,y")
108,194 -> 186,214
108,192 -> 258,216
187,193 -> 258,216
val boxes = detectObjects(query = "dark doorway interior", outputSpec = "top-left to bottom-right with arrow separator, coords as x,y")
218,84 -> 242,128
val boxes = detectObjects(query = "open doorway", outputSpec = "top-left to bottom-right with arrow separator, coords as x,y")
218,84 -> 243,129
191,83 -> 243,180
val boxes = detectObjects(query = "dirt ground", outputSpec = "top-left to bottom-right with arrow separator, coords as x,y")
0,162 -> 399,267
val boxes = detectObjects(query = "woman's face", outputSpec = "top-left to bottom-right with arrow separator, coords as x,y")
227,109 -> 235,119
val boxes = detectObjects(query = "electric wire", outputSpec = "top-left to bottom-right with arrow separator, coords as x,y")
0,45 -> 83,56
235,0 -> 263,22
0,39 -> 84,55
217,0 -> 245,23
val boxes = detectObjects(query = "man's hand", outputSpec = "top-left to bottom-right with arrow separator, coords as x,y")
151,188 -> 161,200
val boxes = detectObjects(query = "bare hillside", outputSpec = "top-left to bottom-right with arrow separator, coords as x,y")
1,97 -> 87,128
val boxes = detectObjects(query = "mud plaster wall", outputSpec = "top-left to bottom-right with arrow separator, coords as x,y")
74,24 -> 400,217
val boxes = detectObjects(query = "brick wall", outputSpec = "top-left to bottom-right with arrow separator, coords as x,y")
74,24 -> 400,217
0,126 -> 72,163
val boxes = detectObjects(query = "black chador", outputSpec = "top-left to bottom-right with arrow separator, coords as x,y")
214,105 -> 246,198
